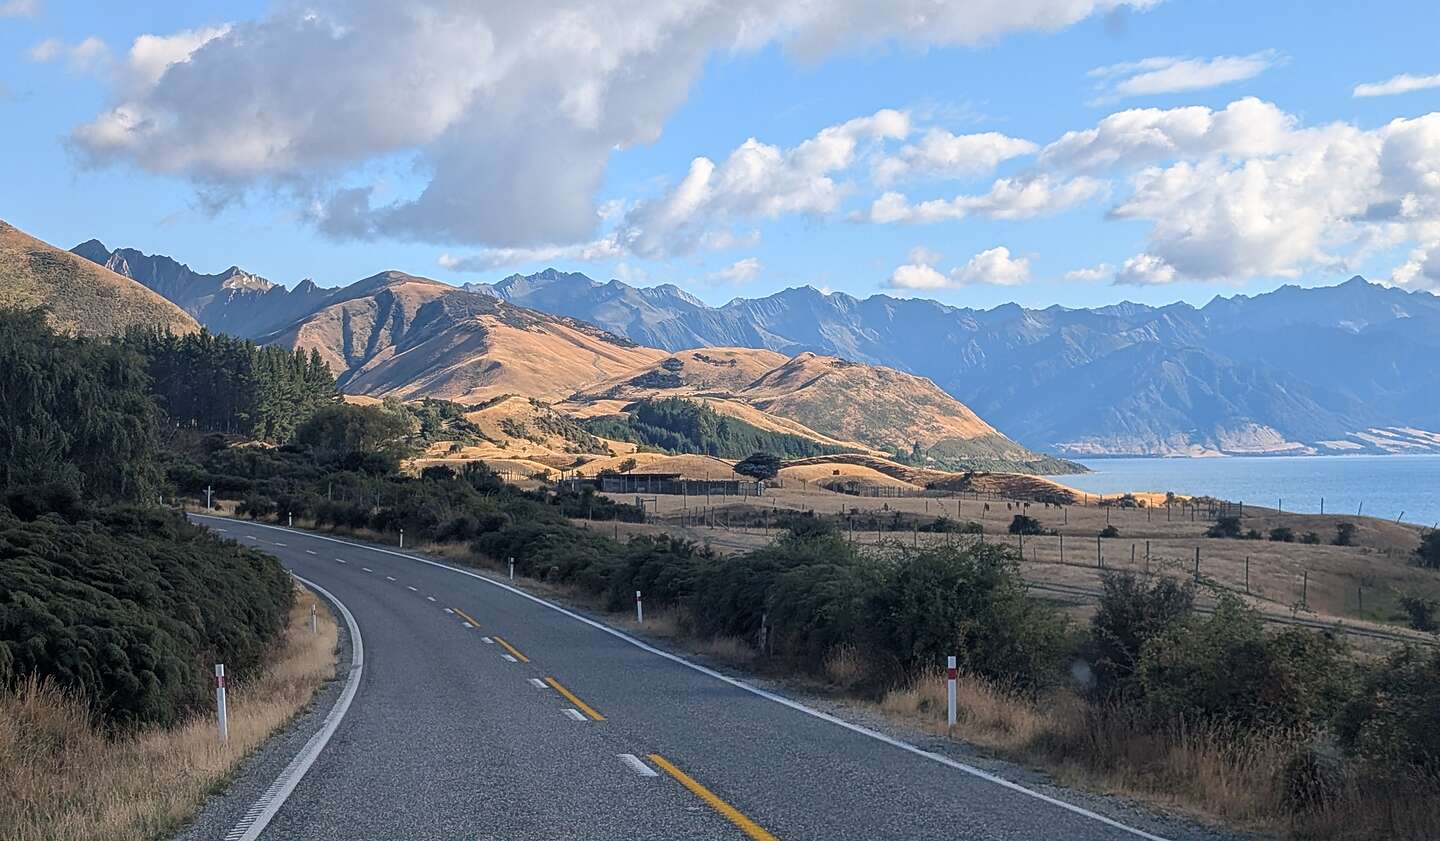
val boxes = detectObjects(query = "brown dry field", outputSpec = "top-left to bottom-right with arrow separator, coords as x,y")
0,586 -> 338,841
580,483 -> 1439,637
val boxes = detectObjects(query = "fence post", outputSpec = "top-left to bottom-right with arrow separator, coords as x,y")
635,590 -> 644,624
946,656 -> 957,729
1245,555 -> 1250,593
1301,570 -> 1308,609
1145,540 -> 1151,575
1058,533 -> 1064,563
215,664 -> 228,744
1194,547 -> 1200,580
1096,534 -> 1102,568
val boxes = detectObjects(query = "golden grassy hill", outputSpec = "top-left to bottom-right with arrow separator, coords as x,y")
266,273 -> 667,403
0,220 -> 199,336
579,347 -> 790,399
781,453 -> 1082,502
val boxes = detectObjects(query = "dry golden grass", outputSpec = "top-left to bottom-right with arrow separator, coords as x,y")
879,670 -> 1440,840
0,586 -> 338,841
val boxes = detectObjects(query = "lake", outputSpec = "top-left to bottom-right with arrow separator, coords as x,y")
1062,454 -> 1440,528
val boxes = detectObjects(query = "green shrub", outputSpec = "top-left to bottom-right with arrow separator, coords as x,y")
1417,530 -> 1440,570
1337,646 -> 1440,774
1333,522 -> 1357,546
1089,573 -> 1194,698
1136,595 -> 1350,730
1271,526 -> 1296,543
1206,516 -> 1242,538
0,504 -> 292,727
1008,514 -> 1045,535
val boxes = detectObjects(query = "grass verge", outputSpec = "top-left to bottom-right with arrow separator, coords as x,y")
0,585 -> 338,841
880,670 -> 1440,840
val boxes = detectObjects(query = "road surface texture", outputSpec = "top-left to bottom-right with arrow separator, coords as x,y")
179,514 -> 1236,841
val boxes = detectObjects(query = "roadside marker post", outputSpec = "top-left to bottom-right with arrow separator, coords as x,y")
509,557 -> 515,580
215,664 -> 229,744
205,485 -> 213,510
946,656 -> 957,729
636,590 -> 644,624
288,511 -> 293,527
310,604 -> 317,634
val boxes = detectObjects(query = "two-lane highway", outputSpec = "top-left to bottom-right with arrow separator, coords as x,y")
192,514 -> 1223,841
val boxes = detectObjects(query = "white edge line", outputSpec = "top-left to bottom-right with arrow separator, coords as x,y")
618,753 -> 659,777
190,514 -> 1169,841
228,573 -> 364,841
305,550 -> 318,555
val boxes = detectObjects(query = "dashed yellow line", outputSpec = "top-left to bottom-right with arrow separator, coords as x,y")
544,677 -> 605,721
492,635 -> 530,663
648,754 -> 778,841
452,606 -> 482,627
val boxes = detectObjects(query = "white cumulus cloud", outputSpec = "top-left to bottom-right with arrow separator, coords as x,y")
886,245 -> 1031,289
1113,253 -> 1177,285
873,129 -> 1037,184
708,257 -> 763,284
67,0 -> 1156,248
28,36 -> 110,72
0,0 -> 38,17
865,174 -> 1103,223
1087,51 -> 1281,102
1354,72 -> 1440,98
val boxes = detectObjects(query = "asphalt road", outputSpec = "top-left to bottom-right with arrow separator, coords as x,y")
188,514 -> 1224,841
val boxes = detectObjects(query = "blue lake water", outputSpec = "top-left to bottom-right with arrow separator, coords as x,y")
1061,454 -> 1440,528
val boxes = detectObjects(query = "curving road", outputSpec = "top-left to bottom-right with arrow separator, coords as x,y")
187,514 -> 1224,841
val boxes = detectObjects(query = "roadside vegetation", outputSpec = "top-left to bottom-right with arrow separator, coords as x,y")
0,587 -> 337,841
0,309 -> 340,839
180,404 -> 1440,839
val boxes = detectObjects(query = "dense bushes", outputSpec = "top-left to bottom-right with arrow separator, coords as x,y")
0,503 -> 292,727
583,397 -> 848,459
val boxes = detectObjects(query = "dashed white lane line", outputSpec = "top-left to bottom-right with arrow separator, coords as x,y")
273,542 -> 287,547
189,514 -> 1172,841
462,622 -> 474,629
386,576 -> 396,581
362,567 -> 372,573
426,596 -> 437,602
443,607 -> 454,614
305,550 -> 318,555
562,708 -> 587,722
408,586 -> 418,592
618,754 -> 659,778
528,678 -> 548,689
501,654 -> 518,663
214,528 -> 228,532
481,637 -> 494,644
335,558 -> 347,564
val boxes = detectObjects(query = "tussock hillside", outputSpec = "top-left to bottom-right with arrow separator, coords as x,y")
0,220 -> 198,336
266,272 -> 667,403
569,349 -> 1081,473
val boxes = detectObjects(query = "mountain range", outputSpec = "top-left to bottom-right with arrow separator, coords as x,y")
471,268 -> 1440,457
66,232 -> 1440,459
62,230 -> 1069,473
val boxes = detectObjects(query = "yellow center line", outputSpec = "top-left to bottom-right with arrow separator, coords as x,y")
544,677 -> 605,721
492,635 -> 530,663
451,606 -> 482,627
647,753 -> 778,841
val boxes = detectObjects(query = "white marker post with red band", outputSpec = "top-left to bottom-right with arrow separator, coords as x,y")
215,663 -> 229,743
635,590 -> 644,624
946,656 -> 957,729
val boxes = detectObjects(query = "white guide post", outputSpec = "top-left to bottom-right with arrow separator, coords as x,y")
946,656 -> 957,729
215,663 -> 229,743
635,590 -> 644,624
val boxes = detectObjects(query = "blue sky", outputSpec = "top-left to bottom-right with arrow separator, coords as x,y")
3,0 -> 1440,309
